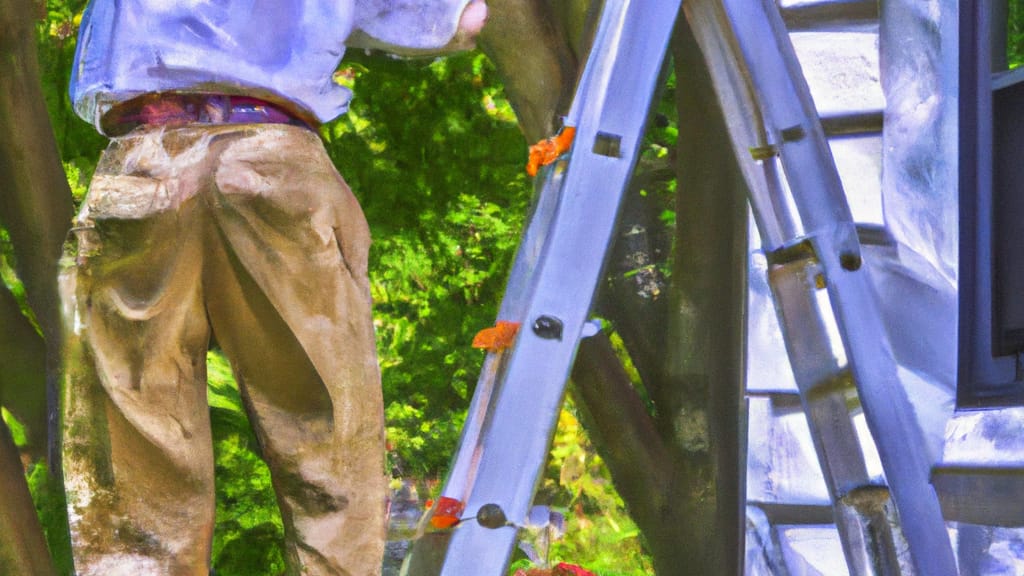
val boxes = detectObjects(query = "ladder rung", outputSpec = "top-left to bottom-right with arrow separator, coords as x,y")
745,389 -> 802,406
803,370 -> 857,402
764,226 -> 892,268
751,502 -> 836,525
820,110 -> 883,136
779,0 -> 878,31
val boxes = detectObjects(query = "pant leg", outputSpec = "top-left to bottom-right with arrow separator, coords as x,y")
203,125 -> 386,576
61,130 -> 216,576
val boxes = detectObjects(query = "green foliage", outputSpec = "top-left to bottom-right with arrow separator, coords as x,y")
62,160 -> 90,203
518,405 -> 651,576
322,51 -> 532,477
26,464 -> 74,575
207,351 -> 286,575
0,229 -> 32,322
35,0 -> 107,187
1,408 -> 28,448
1009,0 -> 1024,69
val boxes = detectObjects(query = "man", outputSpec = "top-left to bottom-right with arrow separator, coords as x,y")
61,1 -> 487,574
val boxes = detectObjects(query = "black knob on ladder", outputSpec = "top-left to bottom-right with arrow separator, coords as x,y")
475,503 -> 509,529
532,315 -> 563,340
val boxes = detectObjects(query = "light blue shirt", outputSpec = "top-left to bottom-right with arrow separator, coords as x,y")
71,0 -> 471,132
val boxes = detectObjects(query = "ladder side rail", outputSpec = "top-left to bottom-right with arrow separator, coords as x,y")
406,158 -> 571,574
809,237 -> 956,574
438,0 -> 682,572
722,1 -> 958,574
561,0 -> 621,130
441,163 -> 568,504
746,505 -> 793,575
436,0 -> 626,506
437,0 -> 630,507
681,11 -> 888,571
682,2 -> 798,251
770,258 -> 902,575
727,0 -> 854,235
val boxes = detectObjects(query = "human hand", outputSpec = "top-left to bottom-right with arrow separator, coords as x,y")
449,0 -> 488,50
345,0 -> 488,56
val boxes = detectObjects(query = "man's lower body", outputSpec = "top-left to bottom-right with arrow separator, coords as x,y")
60,123 -> 386,575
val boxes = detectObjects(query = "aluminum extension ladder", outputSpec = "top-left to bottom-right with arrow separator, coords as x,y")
404,0 -> 958,574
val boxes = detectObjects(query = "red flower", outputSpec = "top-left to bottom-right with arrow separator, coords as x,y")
526,126 -> 577,176
554,563 -> 596,576
429,496 -> 465,529
471,320 -> 521,353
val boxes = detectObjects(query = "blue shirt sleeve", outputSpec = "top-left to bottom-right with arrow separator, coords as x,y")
351,0 -> 472,51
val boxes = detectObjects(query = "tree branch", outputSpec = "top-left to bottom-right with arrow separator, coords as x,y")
479,0 -> 581,140
572,334 -> 672,501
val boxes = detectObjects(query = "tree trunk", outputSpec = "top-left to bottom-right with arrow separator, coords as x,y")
0,0 -> 74,466
663,19 -> 749,574
571,336 -> 714,576
0,0 -> 74,341
477,0 -> 581,140
0,0 -> 76,572
0,419 -> 56,575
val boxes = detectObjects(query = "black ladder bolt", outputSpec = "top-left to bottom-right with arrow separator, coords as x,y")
532,315 -> 564,340
476,503 -> 510,529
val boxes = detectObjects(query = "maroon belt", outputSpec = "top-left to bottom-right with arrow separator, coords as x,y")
102,93 -> 316,136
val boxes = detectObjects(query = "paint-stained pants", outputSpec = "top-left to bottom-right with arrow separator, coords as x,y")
60,124 -> 386,576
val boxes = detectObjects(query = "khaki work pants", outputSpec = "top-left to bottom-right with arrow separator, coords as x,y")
60,124 -> 386,575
